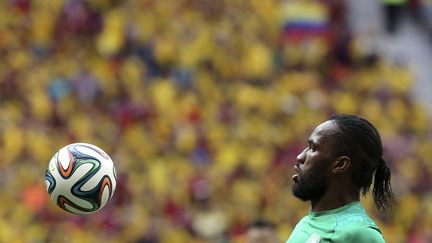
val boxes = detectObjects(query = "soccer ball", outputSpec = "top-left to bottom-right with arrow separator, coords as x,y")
44,143 -> 117,214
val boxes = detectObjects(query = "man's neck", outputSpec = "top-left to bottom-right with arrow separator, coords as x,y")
310,190 -> 359,212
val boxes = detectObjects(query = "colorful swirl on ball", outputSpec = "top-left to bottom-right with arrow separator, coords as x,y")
70,158 -> 103,211
77,143 -> 110,160
56,150 -> 74,179
45,170 -> 56,194
57,195 -> 97,214
98,176 -> 113,203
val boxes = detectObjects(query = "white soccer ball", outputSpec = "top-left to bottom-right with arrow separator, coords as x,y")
45,143 -> 117,214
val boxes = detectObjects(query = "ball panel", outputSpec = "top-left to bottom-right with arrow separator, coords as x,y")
58,195 -> 96,214
113,165 -> 117,181
70,143 -> 110,161
57,148 -> 74,178
70,163 -> 105,210
72,159 -> 102,192
63,204 -> 89,215
45,170 -> 56,194
99,177 -> 112,209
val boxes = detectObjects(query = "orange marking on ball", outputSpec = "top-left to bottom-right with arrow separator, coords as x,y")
99,177 -> 111,202
58,151 -> 73,177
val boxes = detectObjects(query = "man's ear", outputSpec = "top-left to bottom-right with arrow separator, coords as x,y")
332,156 -> 351,174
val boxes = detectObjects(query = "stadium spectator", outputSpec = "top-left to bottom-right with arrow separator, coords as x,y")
246,219 -> 279,243
0,0 -> 430,242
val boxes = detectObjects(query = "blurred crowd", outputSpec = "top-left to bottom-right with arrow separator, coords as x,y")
382,0 -> 432,36
0,0 -> 431,242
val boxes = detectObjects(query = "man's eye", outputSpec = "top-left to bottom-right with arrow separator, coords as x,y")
308,143 -> 315,151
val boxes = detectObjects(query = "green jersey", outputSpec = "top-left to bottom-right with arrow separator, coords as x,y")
286,201 -> 385,243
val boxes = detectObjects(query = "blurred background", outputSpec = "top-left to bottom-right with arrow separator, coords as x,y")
0,0 -> 432,242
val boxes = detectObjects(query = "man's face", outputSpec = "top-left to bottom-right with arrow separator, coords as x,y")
292,120 -> 338,201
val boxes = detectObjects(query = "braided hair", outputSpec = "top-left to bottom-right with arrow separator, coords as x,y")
329,114 -> 394,212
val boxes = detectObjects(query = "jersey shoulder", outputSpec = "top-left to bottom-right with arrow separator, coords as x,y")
285,216 -> 313,243
334,203 -> 378,230
334,223 -> 385,243
333,203 -> 385,242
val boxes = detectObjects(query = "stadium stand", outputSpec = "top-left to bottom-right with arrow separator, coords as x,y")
0,0 -> 431,242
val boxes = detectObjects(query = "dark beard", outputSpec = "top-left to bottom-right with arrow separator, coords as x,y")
292,166 -> 328,201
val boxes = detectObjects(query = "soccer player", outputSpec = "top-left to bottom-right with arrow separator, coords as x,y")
246,219 -> 279,243
287,114 -> 394,242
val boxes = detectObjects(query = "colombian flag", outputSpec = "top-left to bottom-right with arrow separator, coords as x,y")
280,0 -> 329,42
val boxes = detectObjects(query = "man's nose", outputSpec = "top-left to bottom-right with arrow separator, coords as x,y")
296,148 -> 306,164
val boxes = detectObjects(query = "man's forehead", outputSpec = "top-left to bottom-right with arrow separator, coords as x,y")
310,120 -> 338,140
